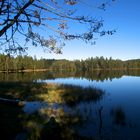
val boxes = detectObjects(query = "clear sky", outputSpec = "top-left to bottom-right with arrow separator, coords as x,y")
27,0 -> 140,60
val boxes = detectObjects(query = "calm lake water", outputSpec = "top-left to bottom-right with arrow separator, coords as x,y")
1,70 -> 140,140
38,75 -> 140,140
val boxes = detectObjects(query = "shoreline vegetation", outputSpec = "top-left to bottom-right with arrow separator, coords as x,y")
0,82 -> 104,107
1,54 -> 140,73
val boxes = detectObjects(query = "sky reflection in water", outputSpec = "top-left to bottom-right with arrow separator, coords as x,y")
23,75 -> 140,140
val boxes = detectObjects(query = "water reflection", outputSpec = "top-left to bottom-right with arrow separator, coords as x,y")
1,70 -> 140,139
21,102 -> 139,140
1,69 -> 140,82
22,104 -> 105,140
110,106 -> 126,126
0,82 -> 105,139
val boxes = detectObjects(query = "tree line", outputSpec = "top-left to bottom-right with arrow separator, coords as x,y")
0,54 -> 140,72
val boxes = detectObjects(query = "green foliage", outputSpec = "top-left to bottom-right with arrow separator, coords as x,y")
0,54 -> 140,72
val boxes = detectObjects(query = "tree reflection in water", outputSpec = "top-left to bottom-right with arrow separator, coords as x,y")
110,106 -> 126,126
1,69 -> 140,82
0,72 -> 139,139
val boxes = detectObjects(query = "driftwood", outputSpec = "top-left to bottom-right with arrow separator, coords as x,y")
0,98 -> 25,106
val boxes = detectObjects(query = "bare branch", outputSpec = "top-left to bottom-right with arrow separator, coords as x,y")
0,0 -> 115,54
0,0 -> 35,37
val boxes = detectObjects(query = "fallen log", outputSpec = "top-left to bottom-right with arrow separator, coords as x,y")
0,98 -> 25,106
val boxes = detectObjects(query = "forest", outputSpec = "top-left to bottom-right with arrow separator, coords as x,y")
0,54 -> 140,72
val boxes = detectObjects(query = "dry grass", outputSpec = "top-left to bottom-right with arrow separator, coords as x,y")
0,82 -> 104,106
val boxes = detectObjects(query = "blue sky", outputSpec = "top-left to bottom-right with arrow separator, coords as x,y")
27,0 -> 140,60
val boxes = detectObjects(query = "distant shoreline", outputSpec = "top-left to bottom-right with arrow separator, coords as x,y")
0,69 -> 49,73
1,68 -> 140,73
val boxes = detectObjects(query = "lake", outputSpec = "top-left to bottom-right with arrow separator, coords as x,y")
0,70 -> 140,140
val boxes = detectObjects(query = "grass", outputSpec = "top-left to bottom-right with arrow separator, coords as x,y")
0,82 -> 105,140
0,82 -> 48,101
35,83 -> 104,106
0,82 -> 104,106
